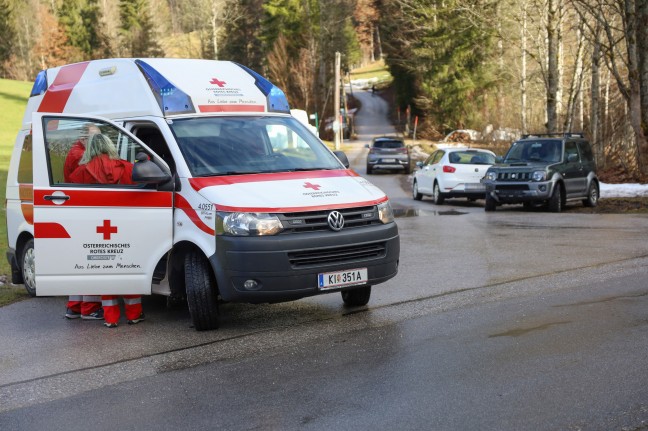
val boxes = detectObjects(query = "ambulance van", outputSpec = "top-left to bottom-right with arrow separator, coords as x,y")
6,58 -> 400,330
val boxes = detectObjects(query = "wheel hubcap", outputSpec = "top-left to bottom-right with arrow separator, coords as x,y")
23,248 -> 35,289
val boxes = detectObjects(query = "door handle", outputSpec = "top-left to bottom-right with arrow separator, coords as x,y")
44,194 -> 70,201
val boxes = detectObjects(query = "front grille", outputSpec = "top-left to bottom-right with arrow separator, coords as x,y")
288,242 -> 386,268
280,206 -> 381,234
497,172 -> 532,181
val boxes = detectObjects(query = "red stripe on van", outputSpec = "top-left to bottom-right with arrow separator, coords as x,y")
37,62 -> 90,113
34,222 -> 71,239
174,194 -> 215,235
215,196 -> 388,213
34,189 -> 173,207
198,104 -> 265,113
189,169 -> 358,190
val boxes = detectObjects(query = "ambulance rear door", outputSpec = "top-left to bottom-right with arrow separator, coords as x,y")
31,113 -> 173,296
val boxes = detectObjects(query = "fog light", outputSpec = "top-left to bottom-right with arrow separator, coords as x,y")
540,185 -> 547,192
243,279 -> 260,290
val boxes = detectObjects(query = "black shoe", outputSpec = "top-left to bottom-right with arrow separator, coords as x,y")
65,308 -> 81,319
127,313 -> 145,325
104,322 -> 118,328
82,309 -> 104,320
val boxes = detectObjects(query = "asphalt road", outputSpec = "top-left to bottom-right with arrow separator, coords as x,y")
1,89 -> 648,430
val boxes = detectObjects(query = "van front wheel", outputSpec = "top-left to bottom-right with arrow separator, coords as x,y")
185,250 -> 219,331
342,285 -> 371,307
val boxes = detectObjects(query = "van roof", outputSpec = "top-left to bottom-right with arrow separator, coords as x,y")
22,58 -> 290,129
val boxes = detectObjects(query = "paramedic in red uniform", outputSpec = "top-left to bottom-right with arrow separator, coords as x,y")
64,123 -> 104,320
69,133 -> 145,328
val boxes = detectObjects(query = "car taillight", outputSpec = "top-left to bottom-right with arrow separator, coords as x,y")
443,165 -> 456,173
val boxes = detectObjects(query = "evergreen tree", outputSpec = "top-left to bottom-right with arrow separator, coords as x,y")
378,0 -> 498,130
0,0 -> 16,73
119,0 -> 163,57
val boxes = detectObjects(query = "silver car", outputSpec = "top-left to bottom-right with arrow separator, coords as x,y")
365,136 -> 411,174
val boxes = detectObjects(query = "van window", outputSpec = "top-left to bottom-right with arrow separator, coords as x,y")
168,116 -> 342,177
17,134 -> 33,184
42,117 -> 146,186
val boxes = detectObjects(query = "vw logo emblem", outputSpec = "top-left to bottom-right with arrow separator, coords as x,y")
327,211 -> 345,231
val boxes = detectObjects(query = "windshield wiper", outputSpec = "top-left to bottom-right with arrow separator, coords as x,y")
200,170 -> 274,177
286,167 -> 334,172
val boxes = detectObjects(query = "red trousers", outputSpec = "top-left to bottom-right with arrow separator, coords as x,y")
101,295 -> 142,324
67,295 -> 101,315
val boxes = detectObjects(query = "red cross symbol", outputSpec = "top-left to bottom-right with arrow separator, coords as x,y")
210,77 -> 227,87
303,182 -> 321,191
96,219 -> 117,240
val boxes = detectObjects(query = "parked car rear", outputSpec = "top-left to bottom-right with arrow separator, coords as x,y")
366,136 -> 411,174
412,148 -> 496,204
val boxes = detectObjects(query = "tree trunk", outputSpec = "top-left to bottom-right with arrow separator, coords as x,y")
520,0 -> 528,133
546,0 -> 559,133
624,0 -> 648,174
637,0 -> 648,137
590,23 -> 601,165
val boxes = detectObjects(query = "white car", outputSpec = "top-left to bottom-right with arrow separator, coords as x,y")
412,148 -> 496,204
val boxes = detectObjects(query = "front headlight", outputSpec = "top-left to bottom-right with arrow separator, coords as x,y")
532,171 -> 547,181
377,201 -> 395,224
217,212 -> 283,236
486,171 -> 497,181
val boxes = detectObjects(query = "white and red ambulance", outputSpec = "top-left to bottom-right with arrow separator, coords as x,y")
6,58 -> 400,330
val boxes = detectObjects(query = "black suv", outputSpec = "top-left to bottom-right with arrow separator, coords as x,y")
483,133 -> 599,212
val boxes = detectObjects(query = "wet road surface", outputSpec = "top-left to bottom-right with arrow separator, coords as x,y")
2,89 -> 648,429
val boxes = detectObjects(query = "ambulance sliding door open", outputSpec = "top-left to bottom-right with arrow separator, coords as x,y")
31,113 -> 173,296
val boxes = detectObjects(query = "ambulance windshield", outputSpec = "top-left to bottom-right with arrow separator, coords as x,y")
169,116 -> 343,177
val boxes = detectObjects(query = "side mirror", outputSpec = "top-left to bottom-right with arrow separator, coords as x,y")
333,150 -> 350,168
132,152 -> 172,184
364,144 -> 370,149
495,156 -> 504,163
416,161 -> 424,168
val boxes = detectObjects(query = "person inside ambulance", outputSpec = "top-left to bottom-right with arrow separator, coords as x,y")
68,134 -> 134,185
63,123 -> 105,320
63,123 -> 100,182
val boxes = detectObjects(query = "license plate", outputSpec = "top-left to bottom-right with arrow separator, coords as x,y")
381,158 -> 396,163
318,268 -> 368,290
464,183 -> 485,192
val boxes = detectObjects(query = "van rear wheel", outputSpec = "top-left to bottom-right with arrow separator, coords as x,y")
21,239 -> 36,297
185,250 -> 219,331
341,285 -> 371,307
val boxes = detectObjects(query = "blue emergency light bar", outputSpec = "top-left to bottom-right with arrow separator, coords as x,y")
235,63 -> 290,113
30,70 -> 48,97
135,59 -> 196,116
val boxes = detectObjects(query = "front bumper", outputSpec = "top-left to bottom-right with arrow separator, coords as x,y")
485,181 -> 554,203
211,223 -> 400,303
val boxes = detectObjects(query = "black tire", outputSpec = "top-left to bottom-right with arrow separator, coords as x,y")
341,285 -> 371,307
412,180 -> 423,200
432,182 -> 445,205
583,182 -> 599,207
548,184 -> 563,212
21,239 -> 36,297
484,194 -> 496,212
184,250 -> 219,330
366,165 -> 373,175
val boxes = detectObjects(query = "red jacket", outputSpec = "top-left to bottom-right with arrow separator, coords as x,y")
69,154 -> 134,185
63,141 -> 85,182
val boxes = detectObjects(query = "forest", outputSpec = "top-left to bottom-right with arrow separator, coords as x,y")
1,0 -> 647,179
